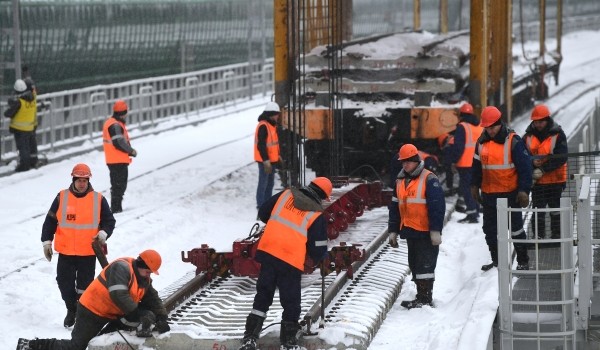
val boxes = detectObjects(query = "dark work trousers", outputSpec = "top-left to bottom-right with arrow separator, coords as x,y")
13,130 -> 36,171
49,303 -> 113,350
256,161 -> 275,209
481,191 -> 529,265
406,237 -> 439,281
253,258 -> 302,322
457,167 -> 479,218
30,128 -> 39,165
56,254 -> 96,309
107,163 -> 129,205
531,183 -> 565,239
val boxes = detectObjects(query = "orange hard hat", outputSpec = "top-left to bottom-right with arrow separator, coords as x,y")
71,163 -> 92,178
310,177 -> 333,198
459,103 -> 474,114
531,104 -> 550,121
113,99 -> 128,113
139,249 -> 162,275
480,106 -> 502,127
398,143 -> 419,161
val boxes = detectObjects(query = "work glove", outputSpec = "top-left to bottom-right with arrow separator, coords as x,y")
517,191 -> 530,208
130,149 -> 137,157
136,310 -> 156,338
319,258 -> 334,277
470,186 -> 482,204
154,315 -> 171,334
263,160 -> 272,174
430,231 -> 442,246
93,230 -> 108,245
123,309 -> 141,325
389,232 -> 399,248
43,240 -> 53,261
532,168 -> 544,180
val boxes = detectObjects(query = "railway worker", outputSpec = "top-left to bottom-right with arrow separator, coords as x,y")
388,145 -> 440,188
102,99 -> 137,213
471,106 -> 532,271
40,163 -> 116,328
448,103 -> 483,223
239,177 -> 331,350
522,104 -> 568,240
437,131 -> 457,196
18,250 -> 170,350
254,101 -> 281,214
3,78 -> 38,172
388,144 -> 445,309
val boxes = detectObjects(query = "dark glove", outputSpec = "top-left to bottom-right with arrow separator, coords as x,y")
263,160 -> 272,174
319,259 -> 334,277
136,310 -> 156,338
517,191 -> 529,208
389,232 -> 398,248
124,309 -> 140,323
470,186 -> 482,204
154,315 -> 171,334
130,149 -> 137,157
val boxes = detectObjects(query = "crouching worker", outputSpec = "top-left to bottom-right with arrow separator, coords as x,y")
388,144 -> 445,309
18,250 -> 170,350
239,177 -> 331,350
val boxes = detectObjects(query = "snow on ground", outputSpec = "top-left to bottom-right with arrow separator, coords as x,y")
0,30 -> 600,350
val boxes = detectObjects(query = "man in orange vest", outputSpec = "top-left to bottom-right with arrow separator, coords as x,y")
3,79 -> 38,172
239,177 -> 331,350
471,106 -> 532,271
39,163 -> 116,329
254,101 -> 281,213
18,250 -> 169,350
388,144 -> 445,309
523,104 -> 568,240
102,99 -> 137,213
388,145 -> 440,188
448,103 -> 483,223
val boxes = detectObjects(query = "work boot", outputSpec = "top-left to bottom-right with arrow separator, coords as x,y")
280,321 -> 305,350
400,279 -> 433,309
63,301 -> 77,328
27,338 -> 57,350
458,215 -> 478,224
482,246 -> 498,271
239,313 -> 265,350
111,198 -> 123,213
455,204 -> 466,213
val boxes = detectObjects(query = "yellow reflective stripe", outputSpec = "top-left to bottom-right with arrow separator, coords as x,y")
463,123 -> 476,148
108,284 -> 129,292
481,163 -> 515,170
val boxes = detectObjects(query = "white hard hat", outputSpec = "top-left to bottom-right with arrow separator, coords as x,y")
264,101 -> 280,113
14,79 -> 27,93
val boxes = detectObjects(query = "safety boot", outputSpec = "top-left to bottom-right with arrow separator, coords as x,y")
63,301 -> 77,328
111,198 -> 123,213
482,246 -> 498,271
26,338 -> 57,350
458,215 -> 478,224
280,321 -> 305,350
239,313 -> 265,350
400,279 -> 433,309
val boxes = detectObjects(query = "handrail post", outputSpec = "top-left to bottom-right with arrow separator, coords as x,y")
138,86 -> 154,128
576,177 -> 592,330
185,77 -> 199,118
89,92 -> 107,142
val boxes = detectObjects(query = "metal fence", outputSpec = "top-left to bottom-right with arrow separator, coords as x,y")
0,58 -> 274,164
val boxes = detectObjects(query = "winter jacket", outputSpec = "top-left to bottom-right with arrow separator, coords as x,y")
79,258 -> 167,319
523,119 -> 568,185
257,187 -> 328,267
4,91 -> 37,132
471,124 -> 532,195
41,183 -> 115,245
254,112 -> 280,163
388,161 -> 445,239
102,117 -> 135,164
448,113 -> 482,167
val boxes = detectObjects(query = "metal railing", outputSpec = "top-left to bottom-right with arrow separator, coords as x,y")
498,197 -> 576,350
0,59 -> 274,164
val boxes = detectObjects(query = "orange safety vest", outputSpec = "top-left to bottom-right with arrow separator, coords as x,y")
456,122 -> 483,168
10,96 -> 37,131
79,258 -> 146,319
257,190 -> 321,270
396,169 -> 432,232
254,121 -> 280,162
525,134 -> 567,185
477,133 -> 518,193
54,189 -> 102,256
102,117 -> 132,164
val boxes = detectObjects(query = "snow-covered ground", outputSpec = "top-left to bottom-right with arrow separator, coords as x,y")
1,30 -> 600,350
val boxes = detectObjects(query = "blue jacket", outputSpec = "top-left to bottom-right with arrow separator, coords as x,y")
388,162 -> 445,239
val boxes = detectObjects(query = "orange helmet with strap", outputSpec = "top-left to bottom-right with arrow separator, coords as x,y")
310,177 -> 333,199
113,99 -> 128,113
531,104 -> 550,121
480,106 -> 502,127
71,163 -> 92,178
139,249 -> 162,275
398,144 -> 419,161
